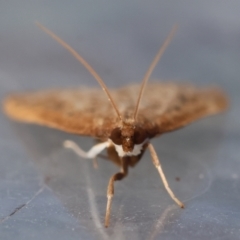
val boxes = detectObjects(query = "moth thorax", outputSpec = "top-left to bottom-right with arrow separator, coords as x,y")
122,124 -> 135,152
110,122 -> 148,154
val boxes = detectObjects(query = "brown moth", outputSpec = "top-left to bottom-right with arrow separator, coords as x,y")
3,23 -> 228,227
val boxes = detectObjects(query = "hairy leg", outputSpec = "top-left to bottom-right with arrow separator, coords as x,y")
105,158 -> 128,227
64,140 -> 110,159
148,143 -> 184,208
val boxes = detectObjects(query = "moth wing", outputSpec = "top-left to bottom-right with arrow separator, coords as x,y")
134,82 -> 228,136
3,82 -> 228,139
3,88 -> 119,139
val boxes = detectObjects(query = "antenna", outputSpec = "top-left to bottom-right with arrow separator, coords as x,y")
133,25 -> 178,120
36,22 -> 122,121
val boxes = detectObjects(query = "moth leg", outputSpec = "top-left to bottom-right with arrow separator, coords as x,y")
63,140 -> 110,159
148,143 -> 184,208
105,158 -> 128,227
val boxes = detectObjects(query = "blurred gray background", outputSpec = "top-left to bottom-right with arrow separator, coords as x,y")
0,1 -> 239,240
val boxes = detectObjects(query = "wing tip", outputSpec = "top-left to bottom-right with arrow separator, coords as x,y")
210,88 -> 229,114
2,94 -> 26,122
3,95 -> 15,118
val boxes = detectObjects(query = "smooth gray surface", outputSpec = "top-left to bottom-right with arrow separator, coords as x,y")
0,1 -> 239,239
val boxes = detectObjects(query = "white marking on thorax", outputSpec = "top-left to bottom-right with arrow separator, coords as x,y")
109,139 -> 148,157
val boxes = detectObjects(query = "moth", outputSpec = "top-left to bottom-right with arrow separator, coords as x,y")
3,23 -> 228,227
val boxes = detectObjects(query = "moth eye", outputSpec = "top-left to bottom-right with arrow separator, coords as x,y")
134,127 -> 147,144
110,128 -> 122,145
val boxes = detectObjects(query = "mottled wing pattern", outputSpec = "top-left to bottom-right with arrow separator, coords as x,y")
3,87 -> 119,139
133,82 -> 228,136
3,82 -> 227,139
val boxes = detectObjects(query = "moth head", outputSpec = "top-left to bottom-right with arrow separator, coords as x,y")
109,122 -> 147,154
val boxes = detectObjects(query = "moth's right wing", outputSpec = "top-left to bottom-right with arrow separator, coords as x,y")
3,88 -> 119,138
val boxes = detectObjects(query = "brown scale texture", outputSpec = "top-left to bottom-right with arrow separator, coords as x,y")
3,82 -> 228,139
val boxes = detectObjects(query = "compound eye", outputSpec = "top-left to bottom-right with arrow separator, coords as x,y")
110,128 -> 122,145
134,127 -> 147,144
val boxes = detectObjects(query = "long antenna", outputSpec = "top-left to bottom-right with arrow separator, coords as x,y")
133,25 -> 178,120
36,22 -> 122,121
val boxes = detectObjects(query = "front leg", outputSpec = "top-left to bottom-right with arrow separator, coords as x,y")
105,157 -> 128,227
64,140 -> 110,159
148,143 -> 184,208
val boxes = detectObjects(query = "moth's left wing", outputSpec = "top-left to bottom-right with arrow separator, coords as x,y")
134,82 -> 228,136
